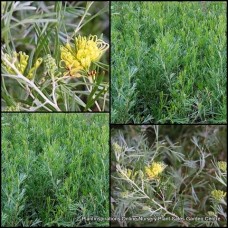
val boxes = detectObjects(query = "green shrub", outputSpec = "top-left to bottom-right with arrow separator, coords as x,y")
2,113 -> 109,227
111,125 -> 227,227
111,2 -> 227,123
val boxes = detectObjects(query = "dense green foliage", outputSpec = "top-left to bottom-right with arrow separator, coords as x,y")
111,125 -> 227,227
2,113 -> 109,227
111,2 -> 227,123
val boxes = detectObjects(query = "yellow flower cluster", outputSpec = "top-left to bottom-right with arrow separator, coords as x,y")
218,161 -> 227,172
112,142 -> 122,154
4,103 -> 21,111
122,168 -> 142,182
211,190 -> 226,201
145,162 -> 167,180
2,51 -> 42,79
60,35 -> 109,77
207,211 -> 216,217
60,43 -> 83,76
126,168 -> 133,178
3,52 -> 28,74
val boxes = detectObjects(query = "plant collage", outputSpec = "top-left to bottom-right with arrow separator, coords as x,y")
1,1 -> 227,228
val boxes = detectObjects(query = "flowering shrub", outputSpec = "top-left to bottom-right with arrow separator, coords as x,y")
1,1 -> 109,111
111,125 -> 227,227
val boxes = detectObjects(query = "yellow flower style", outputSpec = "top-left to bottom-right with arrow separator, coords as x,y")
60,35 -> 109,77
218,161 -> 227,172
211,190 -> 226,201
2,51 -> 42,79
145,162 -> 167,180
60,43 -> 83,76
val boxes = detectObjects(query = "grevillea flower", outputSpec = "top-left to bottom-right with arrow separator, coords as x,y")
211,190 -> 226,201
60,43 -> 83,76
2,52 -> 29,74
60,35 -> 109,77
207,211 -> 216,217
113,142 -> 122,154
217,161 -> 227,172
2,51 -> 42,79
119,168 -> 132,179
145,162 -> 167,180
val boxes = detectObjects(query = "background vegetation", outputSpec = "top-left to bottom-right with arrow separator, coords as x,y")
1,1 -> 109,112
2,113 -> 109,227
111,1 -> 227,123
111,125 -> 227,227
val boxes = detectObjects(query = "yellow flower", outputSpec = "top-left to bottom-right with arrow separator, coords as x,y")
145,162 -> 167,180
27,58 -> 43,79
211,190 -> 226,201
218,161 -> 227,172
112,142 -> 122,154
60,35 -> 109,76
126,169 -> 133,178
121,168 -> 133,178
2,51 -> 42,79
75,35 -> 108,67
207,211 -> 216,217
17,51 -> 29,73
2,51 -> 29,74
60,44 -> 83,76
4,103 -> 21,111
